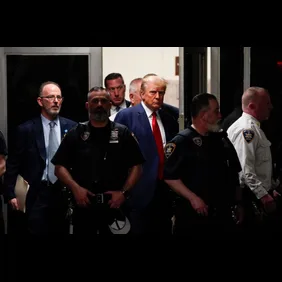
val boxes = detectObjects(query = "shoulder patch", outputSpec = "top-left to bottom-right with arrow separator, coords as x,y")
165,143 -> 176,158
193,137 -> 202,147
242,129 -> 255,143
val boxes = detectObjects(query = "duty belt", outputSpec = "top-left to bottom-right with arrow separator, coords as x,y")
90,193 -> 111,205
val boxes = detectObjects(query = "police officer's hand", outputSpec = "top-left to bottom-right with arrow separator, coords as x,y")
73,186 -> 95,207
273,189 -> 281,198
104,190 -> 125,209
260,193 -> 276,214
189,194 -> 208,216
234,204 -> 244,225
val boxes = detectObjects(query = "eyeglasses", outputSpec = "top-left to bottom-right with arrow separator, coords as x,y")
40,95 -> 63,102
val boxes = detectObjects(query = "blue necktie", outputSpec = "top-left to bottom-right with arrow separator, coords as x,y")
48,121 -> 59,184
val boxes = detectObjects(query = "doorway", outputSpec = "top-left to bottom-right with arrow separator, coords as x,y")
183,47 -> 207,126
0,47 -> 102,234
6,54 -> 89,148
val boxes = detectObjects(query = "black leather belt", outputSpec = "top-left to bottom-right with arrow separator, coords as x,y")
41,180 -> 51,186
90,193 -> 111,205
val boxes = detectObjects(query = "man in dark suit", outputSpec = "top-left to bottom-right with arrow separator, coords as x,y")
4,81 -> 77,234
115,75 -> 179,235
104,73 -> 131,116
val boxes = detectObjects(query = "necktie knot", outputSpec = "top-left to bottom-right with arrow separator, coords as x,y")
152,111 -> 157,117
49,121 -> 56,128
116,106 -> 120,113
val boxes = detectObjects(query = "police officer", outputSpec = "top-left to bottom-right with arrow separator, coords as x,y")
164,93 -> 242,238
227,87 -> 281,235
51,86 -> 145,235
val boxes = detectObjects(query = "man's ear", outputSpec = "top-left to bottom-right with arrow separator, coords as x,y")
198,110 -> 206,120
129,93 -> 134,103
249,102 -> 256,110
85,101 -> 89,111
37,97 -> 43,107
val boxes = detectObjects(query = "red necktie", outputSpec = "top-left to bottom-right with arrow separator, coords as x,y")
152,112 -> 164,179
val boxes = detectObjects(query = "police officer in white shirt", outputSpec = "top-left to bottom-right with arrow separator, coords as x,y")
227,87 -> 281,233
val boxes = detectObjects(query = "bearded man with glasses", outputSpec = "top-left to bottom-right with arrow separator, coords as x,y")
3,81 -> 77,235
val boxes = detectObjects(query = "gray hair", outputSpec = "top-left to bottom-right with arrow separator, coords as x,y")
129,78 -> 142,94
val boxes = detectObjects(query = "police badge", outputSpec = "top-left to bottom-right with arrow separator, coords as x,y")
81,131 -> 90,141
193,137 -> 202,146
109,129 -> 119,143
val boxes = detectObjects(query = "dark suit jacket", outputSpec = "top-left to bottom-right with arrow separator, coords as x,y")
3,116 -> 77,210
125,99 -> 131,108
114,103 -> 179,210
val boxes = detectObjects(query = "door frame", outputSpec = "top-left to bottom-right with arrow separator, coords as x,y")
0,47 -> 102,234
243,47 -> 251,91
0,47 -> 102,142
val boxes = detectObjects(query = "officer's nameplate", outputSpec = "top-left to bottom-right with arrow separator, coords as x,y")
110,129 -> 119,143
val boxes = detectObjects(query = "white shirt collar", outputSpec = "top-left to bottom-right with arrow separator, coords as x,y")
141,101 -> 158,118
41,114 -> 59,127
242,112 -> 260,127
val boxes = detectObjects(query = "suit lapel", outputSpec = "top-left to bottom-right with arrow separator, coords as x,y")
137,104 -> 152,134
59,116 -> 67,140
34,117 -> 46,161
137,104 -> 157,146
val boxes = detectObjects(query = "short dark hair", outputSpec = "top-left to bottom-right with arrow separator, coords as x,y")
190,93 -> 217,118
89,86 -> 106,93
87,86 -> 110,100
104,73 -> 124,88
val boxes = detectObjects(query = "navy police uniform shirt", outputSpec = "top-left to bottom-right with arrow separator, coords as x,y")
51,121 -> 145,194
164,126 -> 241,206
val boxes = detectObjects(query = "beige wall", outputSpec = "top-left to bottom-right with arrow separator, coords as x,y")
102,47 -> 179,107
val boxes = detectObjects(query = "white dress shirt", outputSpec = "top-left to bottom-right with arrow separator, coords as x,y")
141,101 -> 166,147
41,114 -> 61,180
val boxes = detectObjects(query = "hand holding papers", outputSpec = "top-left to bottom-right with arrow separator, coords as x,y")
14,175 -> 29,213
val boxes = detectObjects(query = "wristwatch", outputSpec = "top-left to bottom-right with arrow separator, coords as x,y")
121,188 -> 130,199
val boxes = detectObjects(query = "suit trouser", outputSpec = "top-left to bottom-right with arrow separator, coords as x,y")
72,203 -> 118,236
27,181 -> 69,235
173,200 -> 237,239
128,180 -> 173,235
242,188 -> 282,239
7,205 -> 28,235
